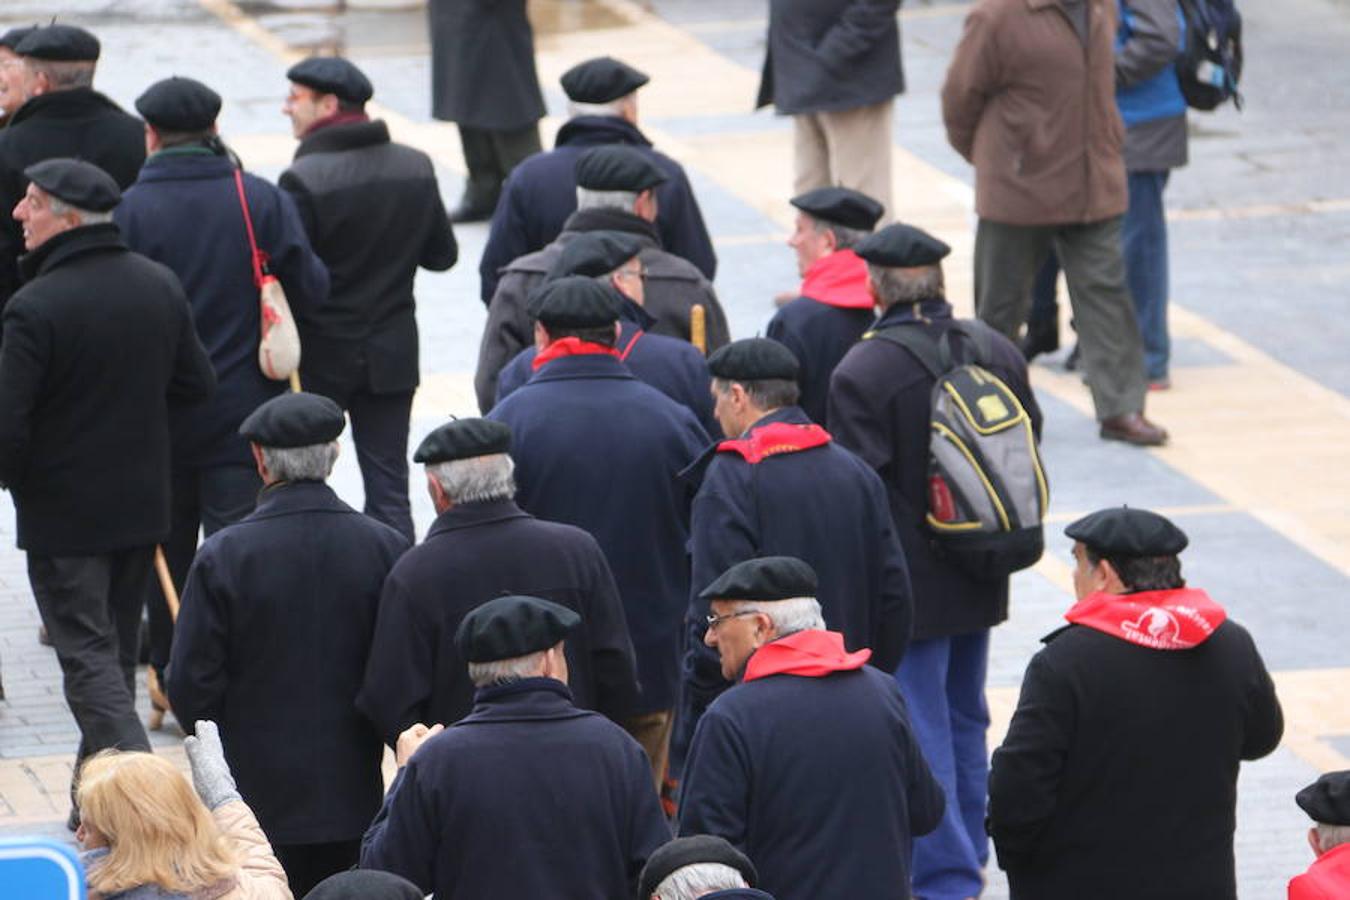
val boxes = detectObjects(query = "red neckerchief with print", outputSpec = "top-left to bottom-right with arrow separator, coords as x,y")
531,337 -> 619,370
716,422 -> 831,464
743,630 -> 872,682
1064,588 -> 1227,650
799,249 -> 873,310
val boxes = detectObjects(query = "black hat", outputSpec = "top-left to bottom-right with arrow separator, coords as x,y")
699,556 -> 818,603
854,223 -> 951,268
14,24 -> 100,62
455,595 -> 580,663
0,26 -> 38,51
304,870 -> 423,900
1296,771 -> 1350,825
638,836 -> 758,899
574,145 -> 668,192
238,392 -> 345,447
413,418 -> 511,465
707,338 -> 799,383
546,231 -> 643,281
136,77 -> 222,132
560,56 -> 650,104
23,159 -> 120,212
287,56 -> 373,104
790,186 -> 884,232
527,275 -> 623,327
1064,507 -> 1189,557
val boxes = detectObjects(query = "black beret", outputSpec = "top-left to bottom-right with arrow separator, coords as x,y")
413,418 -> 511,464
238,392 -> 345,447
639,836 -> 758,899
707,338 -> 799,383
14,25 -> 100,62
24,159 -> 120,212
136,77 -> 221,131
1297,771 -> 1350,825
305,870 -> 423,900
699,556 -> 818,603
575,145 -> 668,192
455,595 -> 580,663
854,223 -> 951,268
790,186 -> 884,232
287,56 -> 373,104
560,56 -> 650,104
0,26 -> 38,51
526,275 -> 623,327
546,231 -> 643,280
1065,507 -> 1189,557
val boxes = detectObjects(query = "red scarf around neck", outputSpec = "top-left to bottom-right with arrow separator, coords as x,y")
743,630 -> 872,682
1064,588 -> 1226,650
531,336 -> 619,370
799,249 -> 873,310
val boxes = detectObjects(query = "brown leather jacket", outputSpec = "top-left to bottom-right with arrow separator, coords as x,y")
941,0 -> 1128,225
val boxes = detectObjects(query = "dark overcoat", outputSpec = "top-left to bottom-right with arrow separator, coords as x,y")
474,206 -> 728,412
115,152 -> 329,470
487,354 -> 708,713
427,0 -> 545,130
0,225 -> 214,555
0,88 -> 146,307
766,297 -> 873,425
988,618 -> 1284,900
280,119 -> 457,395
679,660 -> 944,900
477,115 -> 716,301
828,300 -> 1041,639
360,678 -> 671,899
356,497 -> 639,745
757,0 -> 904,114
167,481 -> 410,846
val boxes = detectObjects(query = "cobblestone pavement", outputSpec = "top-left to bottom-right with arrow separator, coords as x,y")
2,0 -> 1349,895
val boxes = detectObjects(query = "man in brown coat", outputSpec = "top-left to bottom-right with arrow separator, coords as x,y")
941,0 -> 1167,446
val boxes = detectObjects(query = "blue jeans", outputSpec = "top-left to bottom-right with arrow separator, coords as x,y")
1123,170 -> 1171,381
895,632 -> 992,900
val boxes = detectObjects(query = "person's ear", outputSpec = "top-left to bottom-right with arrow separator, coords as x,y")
1308,827 -> 1324,858
250,443 -> 268,481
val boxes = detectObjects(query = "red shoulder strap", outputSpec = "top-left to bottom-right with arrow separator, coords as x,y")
232,169 -> 268,287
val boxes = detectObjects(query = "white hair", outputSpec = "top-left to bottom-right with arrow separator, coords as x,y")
576,187 -> 640,213
466,649 -> 548,688
653,863 -> 749,900
728,597 -> 824,638
427,453 -> 515,505
1315,823 -> 1350,853
260,442 -> 339,482
809,216 -> 870,250
47,195 -> 113,225
867,263 -> 945,308
568,99 -> 628,118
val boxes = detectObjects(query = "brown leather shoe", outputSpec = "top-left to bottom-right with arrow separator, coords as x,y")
1100,413 -> 1168,446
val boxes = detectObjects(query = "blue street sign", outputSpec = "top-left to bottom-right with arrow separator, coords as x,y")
0,838 -> 84,899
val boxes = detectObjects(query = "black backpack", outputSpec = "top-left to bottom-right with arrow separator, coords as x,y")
1176,0 -> 1244,111
866,321 -> 1048,581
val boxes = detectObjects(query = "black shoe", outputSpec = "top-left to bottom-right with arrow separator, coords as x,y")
1064,343 -> 1081,372
448,200 -> 497,224
1019,319 -> 1060,361
38,625 -> 52,647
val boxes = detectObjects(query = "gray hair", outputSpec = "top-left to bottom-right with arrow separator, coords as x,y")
867,263 -> 945,309
426,453 -> 516,505
467,649 -> 548,688
576,187 -> 640,213
260,441 -> 339,482
810,216 -> 870,251
46,195 -> 113,225
653,862 -> 749,900
1315,823 -> 1350,853
568,99 -> 628,118
24,59 -> 95,90
712,376 -> 800,413
728,597 -> 824,638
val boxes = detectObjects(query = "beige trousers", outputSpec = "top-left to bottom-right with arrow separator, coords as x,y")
793,98 -> 895,219
623,709 -> 674,792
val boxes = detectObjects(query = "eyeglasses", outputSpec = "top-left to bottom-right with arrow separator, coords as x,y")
705,610 -> 759,630
616,266 -> 647,282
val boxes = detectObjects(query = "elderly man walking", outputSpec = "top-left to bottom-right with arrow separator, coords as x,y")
1290,772 -> 1350,899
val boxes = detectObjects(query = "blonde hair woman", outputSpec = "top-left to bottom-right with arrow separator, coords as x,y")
77,721 -> 292,900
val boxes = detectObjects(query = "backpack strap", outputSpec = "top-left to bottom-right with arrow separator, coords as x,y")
869,319 -> 1000,377
865,323 -> 944,379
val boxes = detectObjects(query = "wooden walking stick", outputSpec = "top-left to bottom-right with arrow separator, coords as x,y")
690,303 -> 707,356
288,370 -> 301,393
146,546 -> 179,731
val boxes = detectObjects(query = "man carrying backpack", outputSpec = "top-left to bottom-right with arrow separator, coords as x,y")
828,222 -> 1043,900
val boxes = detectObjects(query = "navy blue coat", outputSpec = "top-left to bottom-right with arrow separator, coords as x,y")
478,115 -> 716,301
356,498 -> 639,745
167,482 -> 409,845
361,678 -> 671,899
115,152 -> 329,469
766,298 -> 873,425
757,0 -> 904,114
828,300 -> 1042,639
679,656 -> 944,900
487,354 -> 708,713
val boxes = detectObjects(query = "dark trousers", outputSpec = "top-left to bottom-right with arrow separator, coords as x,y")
274,839 -> 361,897
1123,170 -> 1172,381
28,548 -> 155,794
456,123 -> 541,212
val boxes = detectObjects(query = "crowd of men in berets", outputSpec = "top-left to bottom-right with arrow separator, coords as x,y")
0,6 -> 1346,900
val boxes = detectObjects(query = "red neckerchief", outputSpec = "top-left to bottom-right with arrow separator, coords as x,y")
717,421 -> 832,464
743,630 -> 871,682
531,336 -> 619,370
799,249 -> 873,310
303,110 -> 371,137
1064,588 -> 1227,650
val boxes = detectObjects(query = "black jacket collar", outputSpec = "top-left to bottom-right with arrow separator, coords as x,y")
18,223 -> 125,282
873,296 -> 955,329
248,480 -> 351,521
426,498 -> 532,539
137,152 -> 236,183
554,115 -> 652,150
530,352 -> 635,384
294,119 -> 391,158
562,207 -> 662,246
463,678 -> 585,724
9,87 -> 126,126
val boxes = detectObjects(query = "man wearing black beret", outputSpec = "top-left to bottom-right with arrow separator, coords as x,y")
827,219 -> 1040,900
988,506 -> 1283,900
357,415 -> 639,746
279,56 -> 457,543
493,231 -> 719,436
0,158 -> 215,828
639,834 -> 766,899
115,75 -> 328,692
678,557 -> 943,900
0,23 -> 145,310
0,26 -> 36,125
361,594 -> 670,899
478,54 -> 716,304
476,143 -> 727,412
766,186 -> 885,424
168,392 -> 408,895
1291,770 -> 1350,898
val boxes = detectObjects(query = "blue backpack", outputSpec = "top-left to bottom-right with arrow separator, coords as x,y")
1176,0 -> 1244,110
